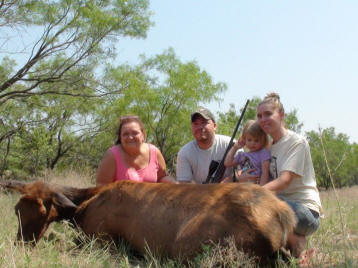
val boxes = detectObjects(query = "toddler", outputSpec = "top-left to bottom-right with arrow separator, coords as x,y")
224,120 -> 270,185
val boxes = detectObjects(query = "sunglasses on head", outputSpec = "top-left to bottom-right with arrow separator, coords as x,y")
119,115 -> 140,122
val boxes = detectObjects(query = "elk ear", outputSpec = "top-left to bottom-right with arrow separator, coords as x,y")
52,192 -> 78,219
0,180 -> 28,194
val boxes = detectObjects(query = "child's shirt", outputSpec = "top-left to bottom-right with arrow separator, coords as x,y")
234,148 -> 271,176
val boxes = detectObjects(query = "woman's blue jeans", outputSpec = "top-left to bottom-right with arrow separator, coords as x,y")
278,196 -> 320,236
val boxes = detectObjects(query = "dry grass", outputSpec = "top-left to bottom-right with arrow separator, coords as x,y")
304,186 -> 358,267
1,170 -> 357,267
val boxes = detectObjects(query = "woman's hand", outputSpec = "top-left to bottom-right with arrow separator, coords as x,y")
237,169 -> 259,183
220,176 -> 233,183
158,175 -> 178,183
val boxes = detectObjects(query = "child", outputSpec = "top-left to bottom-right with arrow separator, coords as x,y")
224,120 -> 270,185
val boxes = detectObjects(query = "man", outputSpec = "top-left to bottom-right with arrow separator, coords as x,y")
176,107 -> 233,183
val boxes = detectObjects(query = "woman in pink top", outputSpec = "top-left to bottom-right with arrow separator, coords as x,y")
96,115 -> 174,185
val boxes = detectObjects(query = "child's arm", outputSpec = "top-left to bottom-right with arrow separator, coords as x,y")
224,137 -> 244,167
259,160 -> 270,185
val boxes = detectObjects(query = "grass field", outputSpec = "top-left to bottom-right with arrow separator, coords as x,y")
0,170 -> 357,267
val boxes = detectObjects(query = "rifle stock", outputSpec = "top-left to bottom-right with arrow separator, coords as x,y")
203,99 -> 250,184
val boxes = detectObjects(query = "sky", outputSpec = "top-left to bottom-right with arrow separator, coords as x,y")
116,0 -> 358,143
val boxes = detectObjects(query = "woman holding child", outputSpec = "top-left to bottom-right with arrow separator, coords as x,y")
237,92 -> 322,258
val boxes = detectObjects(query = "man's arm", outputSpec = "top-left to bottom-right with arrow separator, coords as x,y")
176,149 -> 193,183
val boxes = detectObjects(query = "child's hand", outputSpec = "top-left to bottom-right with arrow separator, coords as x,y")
234,136 -> 245,150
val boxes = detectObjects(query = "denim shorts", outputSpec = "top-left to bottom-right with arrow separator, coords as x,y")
279,197 -> 320,236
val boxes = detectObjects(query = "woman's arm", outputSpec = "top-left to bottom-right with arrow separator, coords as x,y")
156,148 -> 176,183
236,169 -> 259,183
263,170 -> 297,192
156,148 -> 167,180
96,150 -> 116,186
259,160 -> 270,186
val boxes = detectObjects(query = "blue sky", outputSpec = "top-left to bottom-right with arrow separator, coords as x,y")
116,1 -> 358,143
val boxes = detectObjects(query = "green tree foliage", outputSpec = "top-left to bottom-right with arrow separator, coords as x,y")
90,48 -> 227,173
0,0 -> 152,176
307,127 -> 357,189
284,109 -> 303,133
0,98 -> 34,175
1,87 -> 101,176
216,97 -> 261,137
0,0 -> 152,104
350,143 -> 358,185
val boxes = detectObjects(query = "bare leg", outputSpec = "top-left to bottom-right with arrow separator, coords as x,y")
287,233 -> 306,258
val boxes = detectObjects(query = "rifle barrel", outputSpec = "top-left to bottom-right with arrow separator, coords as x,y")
204,99 -> 250,184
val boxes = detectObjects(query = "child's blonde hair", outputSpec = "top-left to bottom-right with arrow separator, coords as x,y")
242,120 -> 269,148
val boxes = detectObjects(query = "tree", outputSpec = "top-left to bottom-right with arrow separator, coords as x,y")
0,0 -> 153,176
1,87 -> 103,175
0,98 -> 34,175
0,0 -> 152,104
91,48 -> 227,173
307,127 -> 352,189
350,143 -> 358,185
284,109 -> 303,133
0,0 -> 152,132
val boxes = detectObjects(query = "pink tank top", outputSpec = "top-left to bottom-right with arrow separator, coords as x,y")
110,144 -> 159,183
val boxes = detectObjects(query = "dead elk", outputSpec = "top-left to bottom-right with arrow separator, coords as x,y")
0,180 -> 295,260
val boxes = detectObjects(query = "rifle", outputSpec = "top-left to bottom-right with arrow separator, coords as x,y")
203,99 -> 250,184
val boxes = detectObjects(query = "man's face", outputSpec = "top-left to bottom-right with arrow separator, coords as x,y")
191,115 -> 217,145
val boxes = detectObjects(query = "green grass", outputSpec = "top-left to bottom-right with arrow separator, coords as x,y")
1,170 -> 357,267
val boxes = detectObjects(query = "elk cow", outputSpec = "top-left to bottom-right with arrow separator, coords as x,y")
0,180 -> 295,260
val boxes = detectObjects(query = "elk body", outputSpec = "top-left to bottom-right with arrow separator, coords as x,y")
1,180 -> 295,260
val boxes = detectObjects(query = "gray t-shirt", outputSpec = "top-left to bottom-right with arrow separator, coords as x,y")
176,134 -> 233,184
